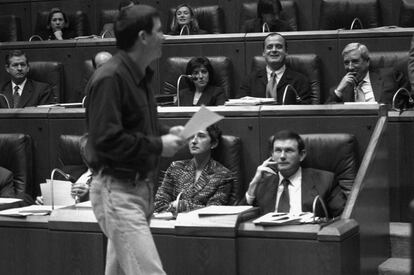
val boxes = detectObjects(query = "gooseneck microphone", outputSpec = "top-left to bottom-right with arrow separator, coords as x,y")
281,84 -> 302,105
50,168 -> 76,209
392,87 -> 414,111
0,94 -> 10,109
262,22 -> 270,33
350,17 -> 363,30
312,195 -> 329,221
176,75 -> 195,106
179,24 -> 190,36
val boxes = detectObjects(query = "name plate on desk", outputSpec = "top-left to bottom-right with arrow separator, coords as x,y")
175,206 -> 259,237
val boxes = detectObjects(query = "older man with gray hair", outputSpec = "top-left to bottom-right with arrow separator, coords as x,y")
327,42 -> 408,104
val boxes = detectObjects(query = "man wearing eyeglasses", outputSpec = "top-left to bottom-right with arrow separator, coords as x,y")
0,50 -> 55,108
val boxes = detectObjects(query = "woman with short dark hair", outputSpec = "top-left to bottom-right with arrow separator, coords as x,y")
178,56 -> 227,106
41,8 -> 76,40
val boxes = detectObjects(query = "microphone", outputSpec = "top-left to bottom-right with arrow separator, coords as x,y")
179,24 -> 190,36
28,35 -> 43,41
392,87 -> 414,111
281,84 -> 302,105
312,195 -> 329,221
50,168 -> 77,209
262,22 -> 270,33
0,94 -> 10,108
176,74 -> 195,106
350,17 -> 363,30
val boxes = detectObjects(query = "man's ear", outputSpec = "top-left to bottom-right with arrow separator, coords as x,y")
299,149 -> 307,162
138,30 -> 147,44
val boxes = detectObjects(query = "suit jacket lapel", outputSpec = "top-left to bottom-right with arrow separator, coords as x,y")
256,69 -> 268,97
1,82 -> 13,107
197,85 -> 213,106
301,168 -> 319,212
369,71 -> 382,102
18,79 -> 33,107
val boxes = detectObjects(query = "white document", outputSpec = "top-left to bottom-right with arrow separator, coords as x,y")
41,179 -> 74,206
196,205 -> 253,216
0,198 -> 22,204
180,106 -> 224,139
0,205 -> 64,217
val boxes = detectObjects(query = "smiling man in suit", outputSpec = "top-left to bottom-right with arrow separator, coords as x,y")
0,50 -> 54,108
238,32 -> 311,104
243,130 -> 346,217
327,43 -> 408,104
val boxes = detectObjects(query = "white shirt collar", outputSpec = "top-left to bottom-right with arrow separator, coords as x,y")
11,79 -> 27,96
278,166 -> 302,188
266,65 -> 286,81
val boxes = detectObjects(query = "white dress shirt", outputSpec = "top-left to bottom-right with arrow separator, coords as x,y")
275,167 -> 302,214
11,79 -> 27,96
266,65 -> 286,85
359,72 -> 375,102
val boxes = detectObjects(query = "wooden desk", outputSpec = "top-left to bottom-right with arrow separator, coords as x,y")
0,207 -> 359,275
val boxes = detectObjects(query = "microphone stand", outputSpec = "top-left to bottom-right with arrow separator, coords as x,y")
312,195 -> 329,223
392,87 -> 414,111
350,17 -> 363,30
50,168 -> 76,210
262,22 -> 270,33
0,94 -> 10,108
176,75 -> 193,106
281,84 -> 302,105
179,24 -> 190,36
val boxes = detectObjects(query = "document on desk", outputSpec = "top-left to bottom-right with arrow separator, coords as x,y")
180,106 -> 224,139
0,205 -> 65,217
0,198 -> 22,204
40,179 -> 74,206
253,212 -> 314,226
196,205 -> 253,216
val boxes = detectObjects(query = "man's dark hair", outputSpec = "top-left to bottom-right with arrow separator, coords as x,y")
115,5 -> 160,51
263,32 -> 288,51
118,0 -> 139,11
206,124 -> 222,147
269,130 -> 305,153
185,56 -> 215,90
257,0 -> 283,20
5,50 -> 28,66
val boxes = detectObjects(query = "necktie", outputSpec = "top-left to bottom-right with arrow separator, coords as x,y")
13,86 -> 20,108
354,81 -> 366,102
266,72 -> 277,101
277,178 -> 290,212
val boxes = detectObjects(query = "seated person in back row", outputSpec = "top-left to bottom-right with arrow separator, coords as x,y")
177,56 -> 227,106
36,169 -> 92,204
0,166 -> 19,197
327,43 -> 409,104
100,0 -> 139,38
242,130 -> 346,217
168,4 -> 207,35
154,125 -> 235,213
238,33 -> 311,104
241,0 -> 293,33
39,8 -> 76,40
0,50 -> 55,108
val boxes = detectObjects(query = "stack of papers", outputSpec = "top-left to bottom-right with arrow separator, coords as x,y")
40,179 -> 75,207
0,205 -> 65,217
196,205 -> 253,216
225,97 -> 277,106
253,212 -> 314,226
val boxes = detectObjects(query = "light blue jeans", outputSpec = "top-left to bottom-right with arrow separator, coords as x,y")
90,171 -> 166,275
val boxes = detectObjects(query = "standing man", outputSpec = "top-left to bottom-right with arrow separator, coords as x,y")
327,42 -> 408,104
1,50 -> 55,108
238,33 -> 312,104
84,5 -> 184,275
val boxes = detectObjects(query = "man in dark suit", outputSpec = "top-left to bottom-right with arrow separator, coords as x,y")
0,50 -> 54,108
327,43 -> 407,104
238,33 -> 311,104
243,130 -> 346,217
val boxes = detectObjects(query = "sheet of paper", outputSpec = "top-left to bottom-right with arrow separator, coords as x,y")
41,179 -> 75,206
75,200 -> 92,208
0,198 -> 22,204
180,106 -> 224,139
196,205 -> 253,216
0,205 -> 65,217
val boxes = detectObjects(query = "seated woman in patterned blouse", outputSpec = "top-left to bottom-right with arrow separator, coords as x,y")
154,124 -> 235,213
